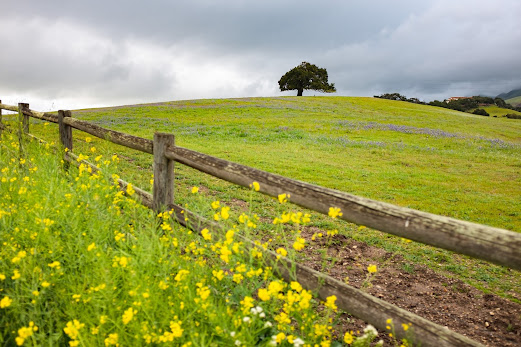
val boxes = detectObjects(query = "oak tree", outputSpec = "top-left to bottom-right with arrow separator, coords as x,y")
278,62 -> 336,96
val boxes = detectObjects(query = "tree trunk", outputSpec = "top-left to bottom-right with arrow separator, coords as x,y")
297,88 -> 303,96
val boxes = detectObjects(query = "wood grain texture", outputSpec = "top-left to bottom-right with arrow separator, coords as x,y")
165,145 -> 521,270
0,103 -> 20,112
152,133 -> 175,213
63,117 -> 153,154
58,110 -> 73,152
17,103 -> 29,156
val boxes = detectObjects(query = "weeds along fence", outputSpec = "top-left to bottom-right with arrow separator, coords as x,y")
2,101 -> 521,347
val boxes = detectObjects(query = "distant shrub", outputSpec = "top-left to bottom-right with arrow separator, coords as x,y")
374,93 -> 425,104
505,113 -> 521,119
472,108 -> 489,116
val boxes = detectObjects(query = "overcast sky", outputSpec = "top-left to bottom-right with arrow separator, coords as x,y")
1,0 -> 520,111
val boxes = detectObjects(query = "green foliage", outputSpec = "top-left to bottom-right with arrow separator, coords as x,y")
374,93 -> 424,104
494,97 -> 508,108
472,108 -> 489,116
278,62 -> 336,96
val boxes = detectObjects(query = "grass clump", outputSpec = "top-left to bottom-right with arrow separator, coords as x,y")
1,133 -> 394,346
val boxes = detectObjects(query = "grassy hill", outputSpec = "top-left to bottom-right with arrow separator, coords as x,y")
17,96 -> 521,301
476,105 -> 521,117
507,95 -> 521,107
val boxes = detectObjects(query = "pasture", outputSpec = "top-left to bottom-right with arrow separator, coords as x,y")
27,96 -> 521,299
2,96 -> 521,345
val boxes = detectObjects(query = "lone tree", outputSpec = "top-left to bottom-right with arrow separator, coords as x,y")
278,62 -> 336,96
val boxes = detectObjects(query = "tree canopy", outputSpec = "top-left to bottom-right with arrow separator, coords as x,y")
278,62 -> 336,96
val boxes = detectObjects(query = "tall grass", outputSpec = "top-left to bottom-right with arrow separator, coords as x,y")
1,133 -> 393,346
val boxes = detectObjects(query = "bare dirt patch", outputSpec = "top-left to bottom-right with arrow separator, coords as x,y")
299,230 -> 521,346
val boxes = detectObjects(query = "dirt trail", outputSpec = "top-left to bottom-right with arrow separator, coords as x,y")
300,231 -> 521,346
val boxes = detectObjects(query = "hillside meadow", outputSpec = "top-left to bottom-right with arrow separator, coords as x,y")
17,96 -> 521,303
2,96 -> 521,345
477,105 -> 521,117
506,95 -> 521,107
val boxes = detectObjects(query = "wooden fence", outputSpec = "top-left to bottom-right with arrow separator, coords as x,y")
2,101 -> 521,347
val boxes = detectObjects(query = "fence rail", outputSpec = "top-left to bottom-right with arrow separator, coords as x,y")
3,100 -> 520,346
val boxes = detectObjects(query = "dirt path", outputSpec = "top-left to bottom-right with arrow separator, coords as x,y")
300,231 -> 521,346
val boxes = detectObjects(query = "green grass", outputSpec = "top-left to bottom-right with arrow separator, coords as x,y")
1,134 -> 390,346
506,95 -> 521,107
474,105 -> 521,117
6,96 -> 521,303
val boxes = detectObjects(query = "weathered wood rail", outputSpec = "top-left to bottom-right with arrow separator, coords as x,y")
3,100 -> 520,346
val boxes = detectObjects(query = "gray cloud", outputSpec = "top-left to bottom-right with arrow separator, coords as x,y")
1,0 -> 520,110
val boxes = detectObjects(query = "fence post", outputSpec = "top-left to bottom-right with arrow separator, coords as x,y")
17,103 -> 29,158
153,132 -> 175,213
58,110 -> 73,170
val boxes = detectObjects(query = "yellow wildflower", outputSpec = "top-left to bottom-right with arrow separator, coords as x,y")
87,243 -> 96,251
104,333 -> 119,346
275,332 -> 286,343
276,248 -> 288,257
267,280 -> 284,295
126,183 -> 135,196
122,307 -> 137,325
48,261 -> 61,269
201,228 -> 212,241
367,264 -> 377,273
325,295 -> 337,311
258,288 -> 270,301
293,237 -> 306,251
220,206 -> 230,220
11,251 -> 27,263
328,207 -> 343,218
174,269 -> 190,282
1,296 -> 13,308
167,321 -> 184,339
278,193 -> 289,204
220,245 -> 232,263
16,322 -> 38,346
12,269 -> 21,280
212,270 -> 225,281
158,281 -> 169,290
250,181 -> 260,191
64,320 -> 84,340
211,200 -> 220,209
191,186 -> 199,194
290,282 -> 302,293
344,331 -> 354,344
196,283 -> 211,301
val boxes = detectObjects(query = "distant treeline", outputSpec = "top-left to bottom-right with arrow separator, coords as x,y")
374,93 -> 521,117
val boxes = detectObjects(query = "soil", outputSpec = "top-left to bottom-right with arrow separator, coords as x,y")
297,230 -> 521,346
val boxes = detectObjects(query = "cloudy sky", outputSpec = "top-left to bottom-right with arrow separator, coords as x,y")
1,0 -> 520,111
